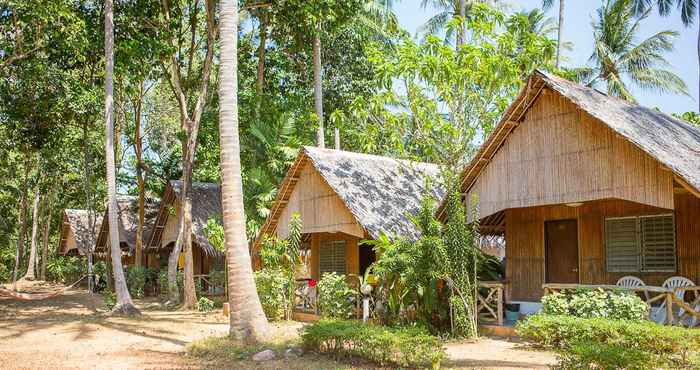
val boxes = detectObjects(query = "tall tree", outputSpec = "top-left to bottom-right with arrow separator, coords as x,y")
313,25 -> 324,148
40,194 -> 51,280
542,0 -> 565,67
105,0 -> 139,315
577,0 -> 689,101
631,0 -> 698,110
21,190 -> 40,280
219,0 -> 270,342
160,0 -> 218,309
419,0 -> 495,45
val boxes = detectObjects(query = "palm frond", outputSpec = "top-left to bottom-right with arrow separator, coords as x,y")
628,68 -> 690,96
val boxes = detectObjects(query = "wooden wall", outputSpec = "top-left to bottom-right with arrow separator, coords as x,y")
160,202 -> 180,247
275,162 -> 365,239
506,194 -> 700,301
468,89 -> 674,219
307,232 -> 360,281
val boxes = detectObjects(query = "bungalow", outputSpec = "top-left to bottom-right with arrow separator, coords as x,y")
94,196 -> 160,266
145,180 -> 225,276
443,70 -> 700,314
58,209 -> 102,256
252,146 -> 446,281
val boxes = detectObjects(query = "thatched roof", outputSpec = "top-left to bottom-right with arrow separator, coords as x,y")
146,180 -> 223,257
438,70 -> 700,219
58,209 -> 102,255
256,146 -> 445,247
95,196 -> 161,253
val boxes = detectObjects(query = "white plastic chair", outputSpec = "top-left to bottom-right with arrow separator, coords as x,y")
616,276 -> 649,301
653,277 -> 698,326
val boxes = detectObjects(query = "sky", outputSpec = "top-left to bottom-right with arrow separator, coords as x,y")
394,0 -> 699,115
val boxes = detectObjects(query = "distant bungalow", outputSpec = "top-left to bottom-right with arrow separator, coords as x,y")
441,70 -> 700,314
252,146 -> 446,281
58,209 -> 102,257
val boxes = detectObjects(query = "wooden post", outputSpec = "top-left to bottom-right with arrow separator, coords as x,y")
497,287 -> 503,326
666,292 -> 674,325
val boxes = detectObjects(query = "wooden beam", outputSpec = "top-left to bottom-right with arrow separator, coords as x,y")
675,176 -> 700,199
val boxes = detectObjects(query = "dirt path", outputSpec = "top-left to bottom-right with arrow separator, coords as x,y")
0,281 -> 555,369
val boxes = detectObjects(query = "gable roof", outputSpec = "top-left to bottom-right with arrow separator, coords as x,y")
95,195 -> 161,254
255,146 -> 446,247
146,180 -> 223,257
439,70 -> 700,218
58,209 -> 102,255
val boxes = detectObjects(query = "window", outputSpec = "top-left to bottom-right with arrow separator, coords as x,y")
605,215 -> 675,272
319,240 -> 346,276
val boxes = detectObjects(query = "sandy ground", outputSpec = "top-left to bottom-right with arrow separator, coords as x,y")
0,281 -> 555,370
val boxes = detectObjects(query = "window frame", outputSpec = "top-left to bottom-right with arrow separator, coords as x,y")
319,239 -> 347,276
604,214 -> 676,273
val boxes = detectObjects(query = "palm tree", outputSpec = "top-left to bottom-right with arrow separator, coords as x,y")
419,0 -> 495,46
542,0 -> 566,68
219,0 -> 269,342
630,0 -> 698,110
104,0 -> 139,315
577,0 -> 688,101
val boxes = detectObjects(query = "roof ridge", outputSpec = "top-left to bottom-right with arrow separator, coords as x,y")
302,146 -> 441,169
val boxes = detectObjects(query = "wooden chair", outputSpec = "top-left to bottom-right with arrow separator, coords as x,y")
655,276 -> 697,325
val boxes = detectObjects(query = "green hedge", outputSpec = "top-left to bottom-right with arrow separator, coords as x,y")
302,319 -> 445,368
516,314 -> 700,368
541,288 -> 647,320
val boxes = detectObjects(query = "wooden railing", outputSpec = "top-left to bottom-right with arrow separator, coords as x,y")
542,283 -> 700,327
194,274 -> 225,296
477,281 -> 505,326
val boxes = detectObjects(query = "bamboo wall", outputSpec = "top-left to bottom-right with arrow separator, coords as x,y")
506,194 -> 700,301
467,89 -> 674,219
275,162 -> 365,239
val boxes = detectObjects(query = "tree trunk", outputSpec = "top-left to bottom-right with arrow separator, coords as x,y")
134,83 -> 145,268
697,6 -> 699,112
220,0 -> 270,342
313,24 -> 325,148
556,0 -> 564,68
166,214 -> 184,304
255,12 -> 267,120
40,198 -> 51,280
23,190 -> 41,280
457,0 -> 466,48
181,145 -> 197,309
105,0 -> 139,315
12,188 -> 27,287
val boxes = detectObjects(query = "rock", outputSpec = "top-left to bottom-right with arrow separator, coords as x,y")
252,349 -> 276,362
284,347 -> 303,358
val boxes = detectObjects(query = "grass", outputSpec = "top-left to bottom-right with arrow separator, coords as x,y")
186,321 -> 361,369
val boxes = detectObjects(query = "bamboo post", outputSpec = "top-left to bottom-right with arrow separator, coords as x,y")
497,286 -> 503,326
666,292 -> 674,325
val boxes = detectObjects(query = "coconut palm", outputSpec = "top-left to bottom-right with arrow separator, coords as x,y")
576,0 -> 688,101
104,0 -> 138,315
542,0 -> 566,67
219,0 -> 269,342
630,0 -> 697,109
419,0 -> 496,45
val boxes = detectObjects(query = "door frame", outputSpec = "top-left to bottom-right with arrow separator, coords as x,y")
544,218 -> 581,284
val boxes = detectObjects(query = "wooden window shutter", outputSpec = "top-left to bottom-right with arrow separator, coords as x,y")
605,218 -> 639,272
319,240 -> 346,276
640,215 -> 676,272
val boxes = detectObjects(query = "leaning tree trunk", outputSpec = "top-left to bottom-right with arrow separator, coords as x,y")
313,23 -> 325,148
23,191 -> 41,280
555,0 -> 564,68
105,0 -> 139,315
166,212 -> 184,304
220,0 -> 269,342
40,198 -> 51,280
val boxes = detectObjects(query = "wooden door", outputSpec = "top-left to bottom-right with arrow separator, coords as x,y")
545,220 -> 579,283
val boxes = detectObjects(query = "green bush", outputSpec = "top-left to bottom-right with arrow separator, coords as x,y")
541,288 -> 647,320
126,266 -> 152,298
208,269 -> 226,288
554,342 -> 661,370
103,290 -> 116,310
254,269 -> 287,320
302,319 -> 445,368
158,270 -> 184,298
516,315 -> 700,368
318,272 -> 354,319
46,256 -> 85,283
196,297 -> 215,312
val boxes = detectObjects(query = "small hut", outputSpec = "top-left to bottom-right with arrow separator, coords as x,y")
58,209 -> 103,256
440,70 -> 700,314
94,195 -> 160,266
253,146 -> 446,281
146,180 -> 225,276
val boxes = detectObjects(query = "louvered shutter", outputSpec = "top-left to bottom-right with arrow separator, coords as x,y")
640,215 -> 676,272
605,218 -> 639,272
319,240 -> 346,276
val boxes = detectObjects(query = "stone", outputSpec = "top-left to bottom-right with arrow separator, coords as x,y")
252,349 -> 276,362
284,347 -> 303,358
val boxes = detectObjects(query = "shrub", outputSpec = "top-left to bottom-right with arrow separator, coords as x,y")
541,288 -> 647,320
208,269 -> 226,288
516,314 -> 700,367
254,269 -> 287,320
196,297 -> 215,312
318,272 -> 354,319
103,290 -> 116,310
46,256 -> 85,283
554,342 -> 661,370
302,319 -> 445,368
126,266 -> 152,298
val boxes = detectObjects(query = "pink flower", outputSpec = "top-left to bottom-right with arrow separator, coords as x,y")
308,279 -> 317,287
